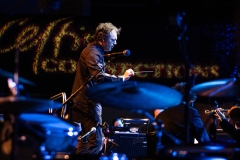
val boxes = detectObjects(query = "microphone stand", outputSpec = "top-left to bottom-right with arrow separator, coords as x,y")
78,134 -> 91,155
62,57 -> 116,122
85,138 -> 88,155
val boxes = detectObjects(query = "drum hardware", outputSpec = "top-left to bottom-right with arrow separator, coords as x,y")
50,92 -> 67,118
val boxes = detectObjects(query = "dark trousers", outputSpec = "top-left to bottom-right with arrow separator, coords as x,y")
75,103 -> 102,156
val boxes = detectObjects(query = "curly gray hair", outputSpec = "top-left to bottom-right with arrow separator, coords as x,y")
94,22 -> 121,41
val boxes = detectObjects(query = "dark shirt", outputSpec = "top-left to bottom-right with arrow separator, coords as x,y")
155,104 -> 210,144
219,119 -> 240,143
71,42 -> 123,123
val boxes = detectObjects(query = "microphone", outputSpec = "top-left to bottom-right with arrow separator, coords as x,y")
78,127 -> 96,141
104,49 -> 130,57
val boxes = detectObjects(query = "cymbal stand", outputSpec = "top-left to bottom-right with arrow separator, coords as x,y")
14,48 -> 20,96
176,12 -> 194,143
77,135 -> 90,155
85,138 -> 89,155
11,48 -> 20,160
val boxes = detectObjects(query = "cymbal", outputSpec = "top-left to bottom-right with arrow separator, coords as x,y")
191,78 -> 239,97
0,68 -> 35,86
0,96 -> 62,114
86,81 -> 183,110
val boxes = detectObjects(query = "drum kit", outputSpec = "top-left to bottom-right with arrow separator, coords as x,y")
0,69 -> 79,159
0,95 -> 80,160
1,64 -> 240,159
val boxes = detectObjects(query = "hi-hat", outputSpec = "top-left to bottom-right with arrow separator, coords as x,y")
191,78 -> 240,97
86,81 -> 183,110
0,96 -> 62,114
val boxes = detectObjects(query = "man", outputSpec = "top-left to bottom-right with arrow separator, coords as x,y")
155,82 -> 210,144
71,22 -> 134,156
216,106 -> 240,142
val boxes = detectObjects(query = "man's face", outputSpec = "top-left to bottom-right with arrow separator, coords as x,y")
102,30 -> 117,52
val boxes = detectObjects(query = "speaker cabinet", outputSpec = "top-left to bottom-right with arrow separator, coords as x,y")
112,132 -> 147,158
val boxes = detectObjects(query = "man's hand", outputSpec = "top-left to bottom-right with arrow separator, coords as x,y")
216,108 -> 227,121
123,69 -> 134,81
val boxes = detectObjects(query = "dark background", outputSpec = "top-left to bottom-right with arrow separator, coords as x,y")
0,0 -> 240,133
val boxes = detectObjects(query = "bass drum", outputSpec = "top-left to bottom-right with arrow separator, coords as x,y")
0,113 -> 79,160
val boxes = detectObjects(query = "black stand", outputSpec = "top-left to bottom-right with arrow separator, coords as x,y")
176,12 -> 194,143
84,137 -> 89,155
209,101 -> 218,141
103,138 -> 118,156
107,145 -> 114,155
107,141 -> 118,156
99,122 -> 117,156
